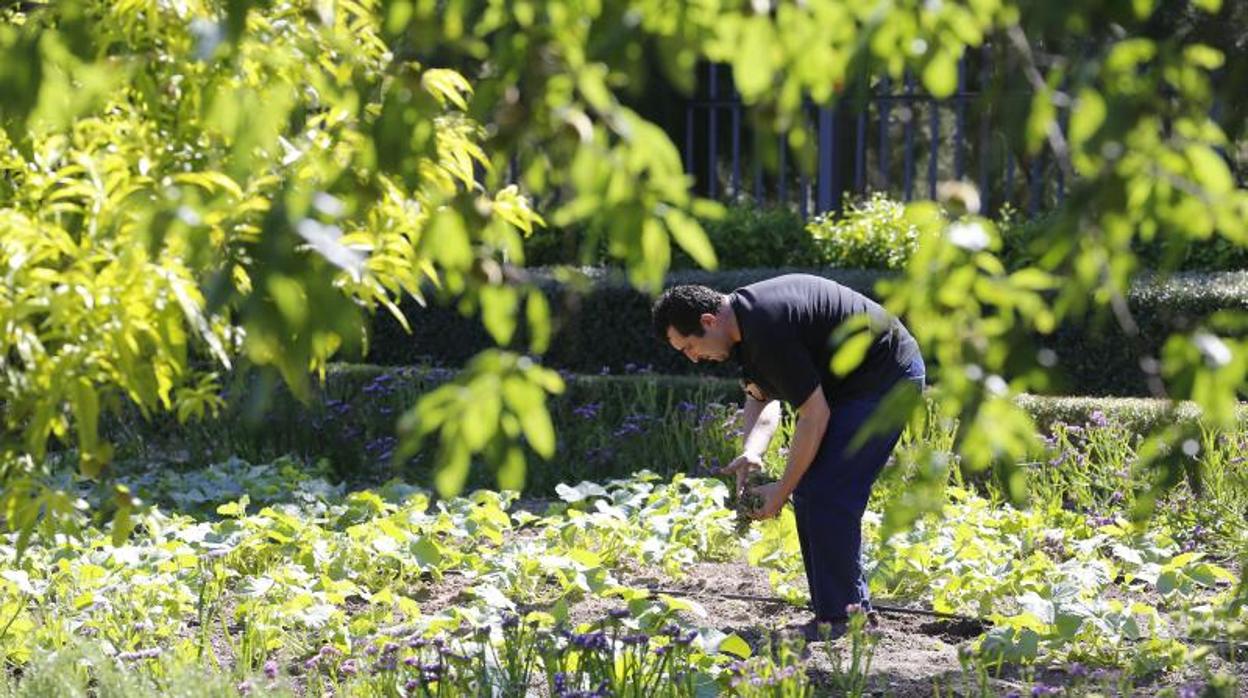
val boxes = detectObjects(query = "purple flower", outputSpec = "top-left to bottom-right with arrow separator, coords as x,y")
263,659 -> 279,680
117,647 -> 162,661
570,631 -> 609,652
613,421 -> 645,438
676,400 -> 697,413
237,680 -> 253,695
1089,410 -> 1109,427
573,402 -> 602,420
339,659 -> 358,676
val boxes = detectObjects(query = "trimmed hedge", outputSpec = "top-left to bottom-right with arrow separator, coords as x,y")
526,201 -> 1248,273
368,269 -> 1248,397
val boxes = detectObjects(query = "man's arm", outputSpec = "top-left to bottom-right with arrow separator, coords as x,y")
721,395 -> 782,495
741,394 -> 782,457
751,385 -> 831,518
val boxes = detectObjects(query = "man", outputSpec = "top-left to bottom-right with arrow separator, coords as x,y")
652,274 -> 924,632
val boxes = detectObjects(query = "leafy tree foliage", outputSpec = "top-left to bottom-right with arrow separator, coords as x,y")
1,0 -> 1246,569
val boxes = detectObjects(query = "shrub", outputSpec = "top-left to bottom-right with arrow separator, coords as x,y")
673,205 -> 816,269
806,193 -> 920,270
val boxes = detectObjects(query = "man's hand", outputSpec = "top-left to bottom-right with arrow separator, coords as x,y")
718,451 -> 764,498
748,481 -> 789,520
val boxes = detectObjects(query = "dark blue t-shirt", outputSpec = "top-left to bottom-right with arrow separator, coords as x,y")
730,274 -> 921,406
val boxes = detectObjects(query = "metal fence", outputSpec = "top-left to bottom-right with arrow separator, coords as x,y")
681,46 -> 1069,219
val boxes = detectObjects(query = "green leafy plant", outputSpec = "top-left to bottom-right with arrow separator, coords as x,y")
807,194 -> 921,270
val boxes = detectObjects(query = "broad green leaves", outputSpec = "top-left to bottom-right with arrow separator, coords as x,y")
396,351 -> 564,497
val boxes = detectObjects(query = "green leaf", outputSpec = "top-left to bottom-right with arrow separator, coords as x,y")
922,49 -> 958,99
410,537 -> 443,569
1186,145 -> 1233,195
422,68 -> 473,110
217,495 -> 250,518
1025,89 -> 1056,155
480,285 -> 519,345
434,442 -> 471,498
717,633 -> 752,659
733,17 -> 776,100
664,208 -> 717,270
830,332 -> 874,377
461,390 -> 500,451
503,377 -> 556,458
421,210 -> 473,271
526,290 -> 551,354
266,274 -> 309,329
496,446 -> 526,492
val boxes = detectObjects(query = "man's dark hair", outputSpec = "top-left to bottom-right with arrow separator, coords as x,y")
651,284 -> 725,341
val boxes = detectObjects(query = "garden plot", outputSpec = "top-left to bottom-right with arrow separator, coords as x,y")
1,456 -> 1244,697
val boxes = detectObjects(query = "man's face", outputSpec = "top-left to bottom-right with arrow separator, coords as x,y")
666,315 -> 731,363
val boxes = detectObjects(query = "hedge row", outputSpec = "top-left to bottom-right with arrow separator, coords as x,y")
526,201 -> 1248,272
112,364 -> 1247,498
367,269 -> 1248,397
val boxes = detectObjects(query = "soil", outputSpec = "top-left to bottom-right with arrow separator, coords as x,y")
441,554 -> 1244,698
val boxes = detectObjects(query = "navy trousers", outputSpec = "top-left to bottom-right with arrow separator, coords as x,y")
791,359 -> 925,622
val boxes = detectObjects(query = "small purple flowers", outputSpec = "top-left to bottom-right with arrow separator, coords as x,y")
116,647 -> 162,661
573,402 -> 602,420
263,659 -> 279,680
570,631 -> 610,652
1088,410 -> 1109,427
613,414 -> 649,438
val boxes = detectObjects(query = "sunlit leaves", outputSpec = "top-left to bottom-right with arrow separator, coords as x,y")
396,351 -> 565,497
921,48 -> 960,99
0,0 -> 555,502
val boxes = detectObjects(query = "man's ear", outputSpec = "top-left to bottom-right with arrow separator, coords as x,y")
699,312 -> 717,331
